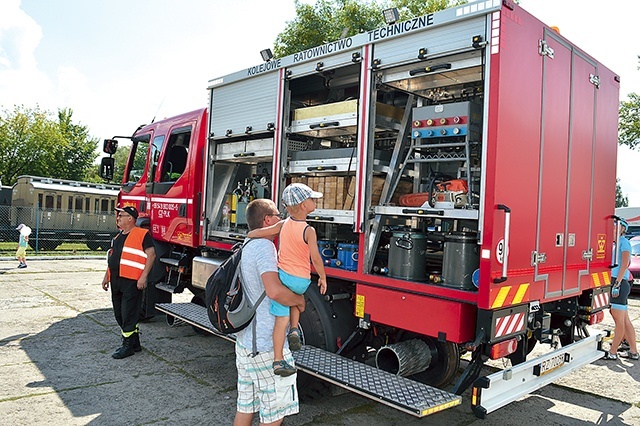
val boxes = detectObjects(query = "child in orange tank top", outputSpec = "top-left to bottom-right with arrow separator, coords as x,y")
247,183 -> 327,376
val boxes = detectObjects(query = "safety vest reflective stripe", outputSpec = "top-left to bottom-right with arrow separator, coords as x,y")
121,258 -> 146,270
119,227 -> 149,280
122,246 -> 148,259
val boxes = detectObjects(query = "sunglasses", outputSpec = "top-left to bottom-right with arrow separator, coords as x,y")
266,213 -> 284,219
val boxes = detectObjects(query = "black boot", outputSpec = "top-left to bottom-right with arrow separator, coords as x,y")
112,335 -> 136,359
131,332 -> 142,352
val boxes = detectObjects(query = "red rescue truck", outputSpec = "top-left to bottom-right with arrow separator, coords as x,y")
100,1 -> 620,417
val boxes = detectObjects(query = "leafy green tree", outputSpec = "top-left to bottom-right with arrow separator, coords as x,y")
0,105 -> 99,185
111,145 -> 132,184
274,0 -> 467,58
616,178 -> 628,208
393,0 -> 467,20
618,92 -> 640,149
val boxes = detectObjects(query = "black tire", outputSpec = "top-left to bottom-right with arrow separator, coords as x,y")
297,282 -> 358,399
87,242 -> 101,251
406,335 -> 460,388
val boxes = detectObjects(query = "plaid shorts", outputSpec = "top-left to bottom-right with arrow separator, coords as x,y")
235,342 -> 299,423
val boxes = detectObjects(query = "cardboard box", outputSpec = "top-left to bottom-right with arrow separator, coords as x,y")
343,176 -> 356,210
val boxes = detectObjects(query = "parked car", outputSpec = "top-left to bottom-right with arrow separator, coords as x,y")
626,237 -> 640,293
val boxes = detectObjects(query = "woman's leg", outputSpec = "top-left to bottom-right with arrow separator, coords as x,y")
622,312 -> 638,354
609,308 -> 627,355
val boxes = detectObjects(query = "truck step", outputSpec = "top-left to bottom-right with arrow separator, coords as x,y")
471,331 -> 609,418
155,302 -> 461,418
155,302 -> 234,342
159,257 -> 181,267
155,283 -> 181,294
294,345 -> 461,417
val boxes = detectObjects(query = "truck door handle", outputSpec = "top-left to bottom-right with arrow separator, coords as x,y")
409,63 -> 452,76
308,215 -> 335,221
178,203 -> 187,217
307,165 -> 338,171
610,215 -> 623,268
309,121 -> 339,129
494,204 -> 511,283
401,208 -> 444,216
233,152 -> 255,158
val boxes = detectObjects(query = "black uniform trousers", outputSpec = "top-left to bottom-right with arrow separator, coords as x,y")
110,275 -> 143,334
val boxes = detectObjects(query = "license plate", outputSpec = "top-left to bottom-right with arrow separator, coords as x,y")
633,279 -> 640,285
533,353 -> 567,376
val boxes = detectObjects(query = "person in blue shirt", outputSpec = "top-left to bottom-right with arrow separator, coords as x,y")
604,219 -> 638,360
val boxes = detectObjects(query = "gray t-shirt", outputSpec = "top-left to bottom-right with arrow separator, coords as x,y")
236,238 -> 282,353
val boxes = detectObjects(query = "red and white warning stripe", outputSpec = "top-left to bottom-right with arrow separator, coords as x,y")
592,292 -> 609,310
495,312 -> 525,339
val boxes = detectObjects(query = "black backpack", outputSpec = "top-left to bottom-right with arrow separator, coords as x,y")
205,239 -> 266,334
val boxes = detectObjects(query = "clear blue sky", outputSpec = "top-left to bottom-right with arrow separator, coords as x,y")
2,0 -> 640,203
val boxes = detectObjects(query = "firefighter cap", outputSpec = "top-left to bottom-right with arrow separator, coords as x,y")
115,205 -> 139,219
282,183 -> 323,207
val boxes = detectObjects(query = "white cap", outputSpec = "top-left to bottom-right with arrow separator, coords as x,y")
282,183 -> 322,207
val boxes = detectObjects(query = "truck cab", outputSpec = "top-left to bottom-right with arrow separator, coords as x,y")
117,109 -> 207,250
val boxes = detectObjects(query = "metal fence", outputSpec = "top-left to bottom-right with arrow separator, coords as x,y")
0,205 -> 117,252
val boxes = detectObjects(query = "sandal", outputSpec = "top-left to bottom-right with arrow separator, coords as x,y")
619,351 -> 640,360
619,339 -> 631,351
602,351 -> 618,360
287,327 -> 302,351
273,360 -> 296,377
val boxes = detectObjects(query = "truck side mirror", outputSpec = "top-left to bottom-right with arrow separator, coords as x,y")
103,139 -> 118,155
100,157 -> 115,181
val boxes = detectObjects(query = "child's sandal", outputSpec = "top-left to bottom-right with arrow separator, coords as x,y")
273,360 -> 296,377
287,327 -> 302,351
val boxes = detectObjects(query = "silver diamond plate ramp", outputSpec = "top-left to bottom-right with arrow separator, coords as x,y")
155,302 -> 234,342
292,345 -> 461,417
155,302 -> 460,417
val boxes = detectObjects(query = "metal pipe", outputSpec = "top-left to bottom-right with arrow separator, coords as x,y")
375,339 -> 432,377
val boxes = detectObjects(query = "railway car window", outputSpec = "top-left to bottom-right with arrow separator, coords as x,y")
57,195 -> 62,210
110,200 -> 115,212
75,197 -> 83,211
38,194 -> 43,208
95,199 -> 99,213
101,199 -> 109,212
68,196 -> 73,212
85,198 -> 90,212
161,129 -> 191,183
45,195 -> 54,209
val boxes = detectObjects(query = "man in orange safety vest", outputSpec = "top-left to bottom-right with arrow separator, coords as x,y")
102,206 -> 156,359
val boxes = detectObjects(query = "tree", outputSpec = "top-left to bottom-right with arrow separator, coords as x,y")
618,92 -> 640,150
110,145 -> 132,184
0,105 -> 99,185
274,0 -> 467,58
616,178 -> 628,208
